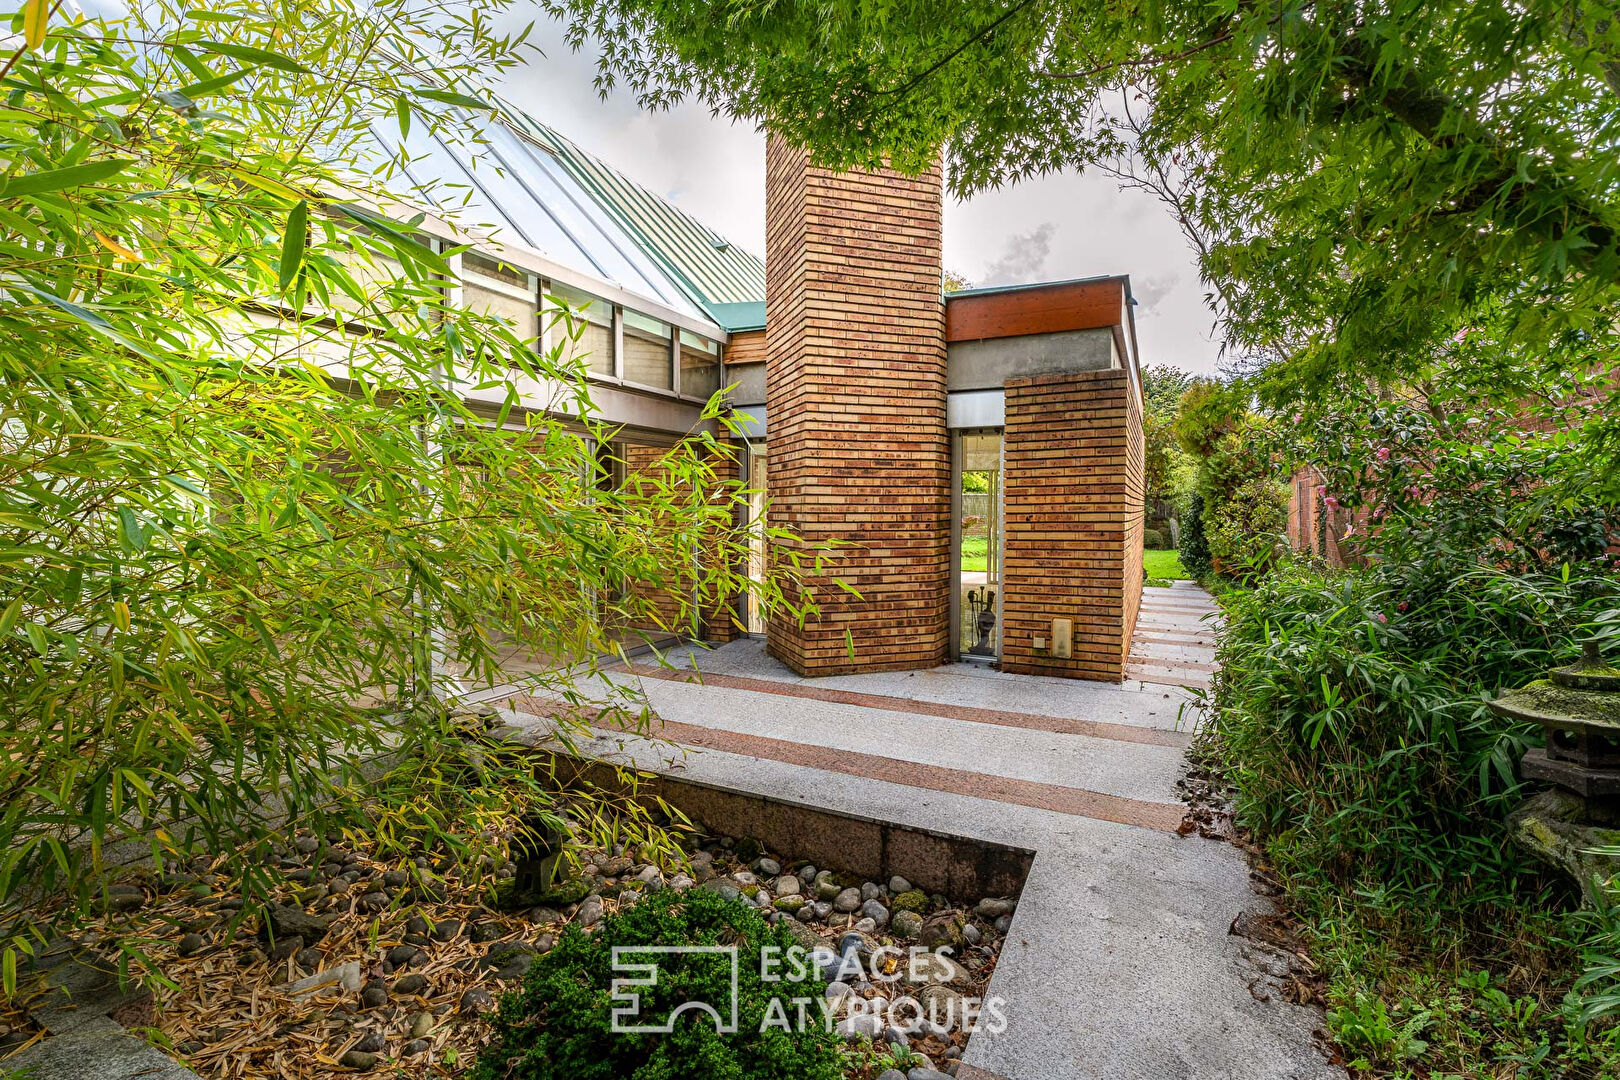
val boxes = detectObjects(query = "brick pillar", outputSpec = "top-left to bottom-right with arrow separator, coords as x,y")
1000,369 -> 1145,681
763,136 -> 950,675
700,437 -> 743,644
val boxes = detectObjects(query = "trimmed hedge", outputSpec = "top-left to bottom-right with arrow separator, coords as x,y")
472,888 -> 845,1080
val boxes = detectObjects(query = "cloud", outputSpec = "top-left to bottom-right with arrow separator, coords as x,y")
978,223 -> 1057,287
1130,272 -> 1179,317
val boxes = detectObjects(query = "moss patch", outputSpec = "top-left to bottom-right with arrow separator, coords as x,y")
892,889 -> 929,914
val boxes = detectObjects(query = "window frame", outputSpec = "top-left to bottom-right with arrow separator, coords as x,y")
619,308 -> 677,394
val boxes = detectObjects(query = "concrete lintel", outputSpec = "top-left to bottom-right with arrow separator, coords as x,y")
947,327 -> 1115,393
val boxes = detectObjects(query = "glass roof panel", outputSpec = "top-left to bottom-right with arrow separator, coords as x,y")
479,125 -> 691,309
357,113 -> 702,320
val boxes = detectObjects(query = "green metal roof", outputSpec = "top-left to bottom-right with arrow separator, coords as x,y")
500,109 -> 766,327
704,301 -> 767,332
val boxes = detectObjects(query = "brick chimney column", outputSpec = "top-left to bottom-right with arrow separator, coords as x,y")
763,136 -> 950,675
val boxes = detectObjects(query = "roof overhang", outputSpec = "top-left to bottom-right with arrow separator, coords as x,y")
945,275 -> 1142,406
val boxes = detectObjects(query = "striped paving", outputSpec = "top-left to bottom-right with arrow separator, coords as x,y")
1127,584 -> 1220,690
492,581 -> 1341,1080
626,665 -> 1191,748
507,697 -> 1184,832
504,582 -> 1221,835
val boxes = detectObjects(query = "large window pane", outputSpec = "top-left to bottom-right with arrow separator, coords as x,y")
679,330 -> 720,400
546,282 -> 613,377
462,271 -> 536,343
623,310 -> 673,389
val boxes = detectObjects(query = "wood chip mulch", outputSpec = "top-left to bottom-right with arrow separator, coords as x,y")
20,840 -> 565,1079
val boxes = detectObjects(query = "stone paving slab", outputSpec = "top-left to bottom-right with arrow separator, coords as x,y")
3,1026 -> 200,1080
594,675 -> 1187,807
1128,585 -> 1220,695
963,830 -> 1339,1080
627,667 -> 1190,747
1125,640 -> 1223,664
493,706 -> 1340,1080
665,640 -> 1199,732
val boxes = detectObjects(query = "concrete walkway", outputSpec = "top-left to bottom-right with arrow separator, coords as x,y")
496,584 -> 1339,1080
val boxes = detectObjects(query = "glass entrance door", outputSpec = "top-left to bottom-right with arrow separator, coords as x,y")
955,431 -> 1003,661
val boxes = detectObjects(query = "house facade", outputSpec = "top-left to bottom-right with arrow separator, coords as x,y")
364,106 -> 1146,683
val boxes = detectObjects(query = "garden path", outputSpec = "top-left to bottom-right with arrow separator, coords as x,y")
498,584 -> 1341,1080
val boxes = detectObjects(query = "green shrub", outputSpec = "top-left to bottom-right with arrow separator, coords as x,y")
473,888 -> 845,1080
1210,559 -> 1613,908
1198,430 -> 1270,502
1325,990 -> 1432,1069
1143,527 -> 1165,549
1172,379 -> 1245,457
1178,494 -> 1212,579
1204,477 -> 1288,580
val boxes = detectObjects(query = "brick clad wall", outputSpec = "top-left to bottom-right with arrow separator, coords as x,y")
701,437 -> 743,644
1000,369 -> 1145,681
763,136 -> 950,675
616,441 -> 692,640
612,439 -> 749,644
725,329 -> 766,365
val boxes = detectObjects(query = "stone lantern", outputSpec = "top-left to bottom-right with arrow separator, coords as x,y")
1492,641 -> 1620,904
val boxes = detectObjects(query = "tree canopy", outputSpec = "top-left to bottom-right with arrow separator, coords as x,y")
544,0 -> 1620,397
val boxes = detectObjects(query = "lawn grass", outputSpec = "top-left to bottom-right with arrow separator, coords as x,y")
962,543 -> 1188,580
1144,548 -> 1187,586
960,535 -> 988,572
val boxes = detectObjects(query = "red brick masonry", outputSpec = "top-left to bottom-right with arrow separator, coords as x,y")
762,136 -> 951,675
1001,369 -> 1146,681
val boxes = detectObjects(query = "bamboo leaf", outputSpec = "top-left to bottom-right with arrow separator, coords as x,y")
177,68 -> 252,99
21,0 -> 49,49
1,158 -> 131,199
279,199 -> 308,292
414,87 -> 496,111
197,40 -> 311,75
226,168 -> 305,201
93,230 -> 140,261
3,281 -> 111,328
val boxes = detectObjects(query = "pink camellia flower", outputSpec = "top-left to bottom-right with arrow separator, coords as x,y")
1293,412 -> 1304,424
1373,612 -> 1387,623
1375,447 -> 1390,462
1323,495 -> 1340,511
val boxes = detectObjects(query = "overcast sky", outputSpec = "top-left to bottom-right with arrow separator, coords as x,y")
493,14 -> 1223,375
